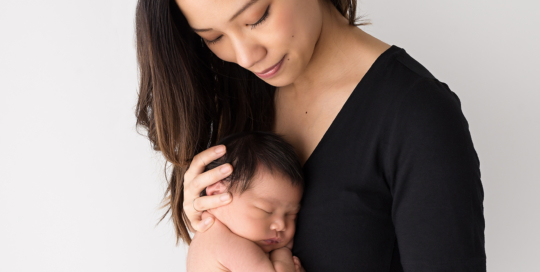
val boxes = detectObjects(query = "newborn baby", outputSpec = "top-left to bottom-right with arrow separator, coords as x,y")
187,131 -> 304,272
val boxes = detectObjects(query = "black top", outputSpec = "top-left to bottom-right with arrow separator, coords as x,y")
292,45 -> 486,271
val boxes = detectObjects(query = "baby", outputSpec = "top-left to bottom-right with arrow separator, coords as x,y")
187,131 -> 304,272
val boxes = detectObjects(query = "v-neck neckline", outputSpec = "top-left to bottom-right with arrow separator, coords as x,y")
301,45 -> 401,170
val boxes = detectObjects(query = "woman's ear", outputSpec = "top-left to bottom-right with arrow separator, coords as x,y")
206,180 -> 228,196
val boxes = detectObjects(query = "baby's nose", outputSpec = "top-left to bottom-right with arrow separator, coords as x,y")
271,218 -> 286,231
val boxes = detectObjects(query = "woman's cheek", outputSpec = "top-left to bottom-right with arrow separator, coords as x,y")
269,3 -> 296,46
211,45 -> 235,63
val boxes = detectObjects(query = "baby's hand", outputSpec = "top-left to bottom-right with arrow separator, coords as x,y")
293,256 -> 305,272
285,239 -> 294,250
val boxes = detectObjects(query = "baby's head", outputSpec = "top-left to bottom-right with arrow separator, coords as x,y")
202,131 -> 304,252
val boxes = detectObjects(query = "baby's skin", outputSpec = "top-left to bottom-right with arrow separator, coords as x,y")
186,166 -> 303,272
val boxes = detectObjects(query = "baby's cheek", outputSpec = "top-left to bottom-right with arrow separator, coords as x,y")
244,216 -> 271,239
289,216 -> 297,230
287,219 -> 297,237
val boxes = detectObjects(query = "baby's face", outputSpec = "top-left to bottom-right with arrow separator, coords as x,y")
208,167 -> 303,253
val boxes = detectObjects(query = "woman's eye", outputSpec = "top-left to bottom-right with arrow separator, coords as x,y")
205,35 -> 223,45
204,5 -> 270,45
250,5 -> 270,30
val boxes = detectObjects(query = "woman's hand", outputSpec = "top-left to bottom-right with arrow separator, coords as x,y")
183,144 -> 233,232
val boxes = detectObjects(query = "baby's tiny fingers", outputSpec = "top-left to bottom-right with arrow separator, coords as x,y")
293,256 -> 303,272
293,256 -> 305,271
285,239 -> 294,250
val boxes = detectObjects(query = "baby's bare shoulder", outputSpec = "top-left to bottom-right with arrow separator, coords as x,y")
196,213 -> 236,245
187,215 -> 236,272
188,214 -> 271,272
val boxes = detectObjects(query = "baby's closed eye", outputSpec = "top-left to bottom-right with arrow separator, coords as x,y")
255,206 -> 272,214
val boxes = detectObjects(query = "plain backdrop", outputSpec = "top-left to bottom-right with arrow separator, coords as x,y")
0,0 -> 538,271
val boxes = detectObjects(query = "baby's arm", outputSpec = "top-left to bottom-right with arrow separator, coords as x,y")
269,247 -> 297,272
218,235 -> 297,272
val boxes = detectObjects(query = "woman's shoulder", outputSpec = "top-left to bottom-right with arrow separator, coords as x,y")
379,50 -> 474,158
391,45 -> 436,80
367,45 -> 462,115
374,45 -> 439,90
347,46 -> 470,147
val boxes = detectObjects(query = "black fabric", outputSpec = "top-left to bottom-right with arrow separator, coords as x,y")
291,45 -> 486,272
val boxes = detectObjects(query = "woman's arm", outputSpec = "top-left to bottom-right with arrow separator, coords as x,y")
385,78 -> 486,270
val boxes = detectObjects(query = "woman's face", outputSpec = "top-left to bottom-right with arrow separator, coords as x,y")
175,0 -> 324,87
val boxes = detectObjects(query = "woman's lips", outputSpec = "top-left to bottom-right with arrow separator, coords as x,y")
255,55 -> 286,79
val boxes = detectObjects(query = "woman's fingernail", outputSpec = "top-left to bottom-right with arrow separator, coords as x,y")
220,165 -> 231,173
215,146 -> 225,154
203,217 -> 213,225
220,194 -> 230,201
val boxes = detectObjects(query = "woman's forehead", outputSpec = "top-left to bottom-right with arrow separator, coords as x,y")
176,0 -> 258,30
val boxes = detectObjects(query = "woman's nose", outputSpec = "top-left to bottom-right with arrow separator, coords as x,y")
231,36 -> 266,69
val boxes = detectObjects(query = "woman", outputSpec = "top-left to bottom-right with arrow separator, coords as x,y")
134,0 -> 486,271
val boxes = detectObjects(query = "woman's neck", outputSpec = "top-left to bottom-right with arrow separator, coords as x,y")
286,2 -> 389,97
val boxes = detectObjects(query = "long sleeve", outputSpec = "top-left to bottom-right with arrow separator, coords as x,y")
385,78 -> 486,271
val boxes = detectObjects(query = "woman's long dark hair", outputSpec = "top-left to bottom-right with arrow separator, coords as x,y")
134,0 -> 370,244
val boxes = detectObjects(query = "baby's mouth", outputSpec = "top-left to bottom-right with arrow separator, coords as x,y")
262,237 -> 282,245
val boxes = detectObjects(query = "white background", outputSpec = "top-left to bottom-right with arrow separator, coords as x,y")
0,0 -> 538,271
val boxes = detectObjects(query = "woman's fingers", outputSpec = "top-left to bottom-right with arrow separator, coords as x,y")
192,193 -> 232,212
187,193 -> 231,232
190,163 -> 232,194
194,212 -> 216,232
197,217 -> 214,232
182,144 -> 234,233
184,145 -> 226,184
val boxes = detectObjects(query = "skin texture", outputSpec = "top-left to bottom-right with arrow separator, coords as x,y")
186,167 -> 303,272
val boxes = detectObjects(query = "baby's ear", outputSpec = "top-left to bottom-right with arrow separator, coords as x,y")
206,180 -> 228,196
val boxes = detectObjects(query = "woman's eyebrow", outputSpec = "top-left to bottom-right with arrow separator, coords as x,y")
229,0 -> 260,22
191,0 -> 260,32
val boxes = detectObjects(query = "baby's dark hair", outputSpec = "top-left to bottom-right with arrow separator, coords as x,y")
201,131 -> 304,196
